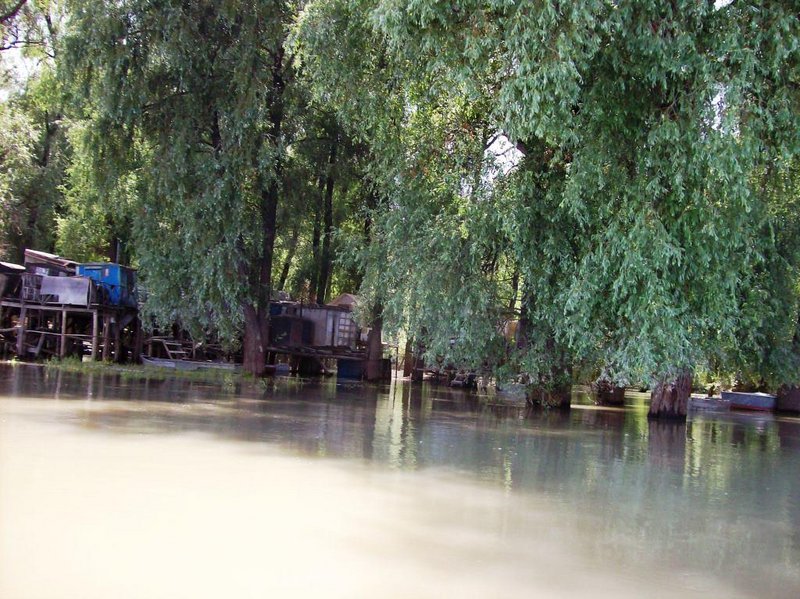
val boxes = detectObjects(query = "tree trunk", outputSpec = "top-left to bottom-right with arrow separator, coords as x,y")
243,182 -> 278,377
648,369 -> 692,420
526,381 -> 572,410
519,290 -> 572,410
1,1 -> 28,25
515,305 -> 530,351
310,175 -> 324,299
241,45 -> 285,377
242,304 -> 269,376
411,338 -> 425,382
593,379 -> 626,405
108,233 -> 119,263
364,305 -> 384,382
277,225 -> 299,291
508,268 -> 519,313
38,112 -> 59,168
315,137 -> 337,304
402,337 -> 414,377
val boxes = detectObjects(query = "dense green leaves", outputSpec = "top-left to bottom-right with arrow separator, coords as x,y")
60,0 -> 299,342
1,2 -> 67,262
298,0 -> 800,389
1,0 -> 797,387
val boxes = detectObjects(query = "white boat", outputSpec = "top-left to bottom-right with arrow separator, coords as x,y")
721,391 -> 776,412
141,356 -> 239,372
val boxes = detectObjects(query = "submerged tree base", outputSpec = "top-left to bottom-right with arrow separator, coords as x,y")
648,371 -> 692,420
592,380 -> 626,406
526,385 -> 571,410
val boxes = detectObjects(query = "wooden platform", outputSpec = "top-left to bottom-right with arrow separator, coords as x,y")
265,344 -> 366,362
0,298 -> 140,362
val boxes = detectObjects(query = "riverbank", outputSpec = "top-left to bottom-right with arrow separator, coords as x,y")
1,358 -> 292,394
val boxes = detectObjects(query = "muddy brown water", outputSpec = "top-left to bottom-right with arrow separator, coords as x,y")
1,364 -> 799,598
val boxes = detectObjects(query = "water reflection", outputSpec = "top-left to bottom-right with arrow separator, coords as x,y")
1,364 -> 799,598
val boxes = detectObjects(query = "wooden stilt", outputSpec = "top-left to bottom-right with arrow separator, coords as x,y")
102,314 -> 111,361
133,317 -> 142,363
16,305 -> 26,357
60,309 -> 68,358
113,317 -> 121,362
91,309 -> 99,361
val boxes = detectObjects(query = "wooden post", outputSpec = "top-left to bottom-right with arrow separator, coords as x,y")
59,309 -> 68,358
113,317 -> 121,362
102,314 -> 111,361
16,305 -> 26,357
133,317 -> 142,363
91,309 -> 99,361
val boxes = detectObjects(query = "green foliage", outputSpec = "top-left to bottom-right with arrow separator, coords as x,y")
58,0 -> 374,360
727,161 -> 800,387
1,1 -> 70,262
61,0 -> 302,342
55,119 -> 136,262
298,0 -> 800,389
2,0 -> 796,389
0,98 -> 36,259
0,69 -> 68,261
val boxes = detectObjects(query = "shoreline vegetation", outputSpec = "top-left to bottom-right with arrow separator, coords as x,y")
3,357 -> 271,390
11,357 -> 630,404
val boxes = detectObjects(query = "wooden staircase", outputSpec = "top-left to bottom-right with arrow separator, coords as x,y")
147,337 -> 189,360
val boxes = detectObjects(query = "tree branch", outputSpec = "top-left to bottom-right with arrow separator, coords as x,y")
0,0 -> 27,26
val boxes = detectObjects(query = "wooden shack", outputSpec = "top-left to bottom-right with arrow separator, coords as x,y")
0,249 -> 141,362
265,298 -> 365,376
271,301 -> 359,350
0,261 -> 24,300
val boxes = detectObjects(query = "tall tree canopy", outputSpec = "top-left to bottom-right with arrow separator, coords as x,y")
297,0 -> 800,409
62,0 -> 313,373
0,0 -> 68,262
1,0 -> 797,405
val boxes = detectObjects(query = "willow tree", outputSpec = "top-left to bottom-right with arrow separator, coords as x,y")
0,0 -> 69,262
727,160 -> 800,390
300,0 -> 799,416
298,0 -> 525,387
62,0 -> 306,374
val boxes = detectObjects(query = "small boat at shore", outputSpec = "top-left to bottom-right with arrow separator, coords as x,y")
721,391 -> 776,412
689,395 -> 730,411
141,355 -> 239,373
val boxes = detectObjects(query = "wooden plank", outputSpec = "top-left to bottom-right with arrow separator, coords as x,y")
59,309 -> 67,358
0,299 -> 96,314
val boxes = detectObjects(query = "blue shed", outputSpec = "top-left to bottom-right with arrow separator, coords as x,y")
76,263 -> 138,308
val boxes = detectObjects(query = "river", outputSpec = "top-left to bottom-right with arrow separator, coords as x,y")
0,364 -> 798,598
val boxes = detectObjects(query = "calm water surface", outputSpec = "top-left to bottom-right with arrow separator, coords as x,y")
0,364 -> 799,598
